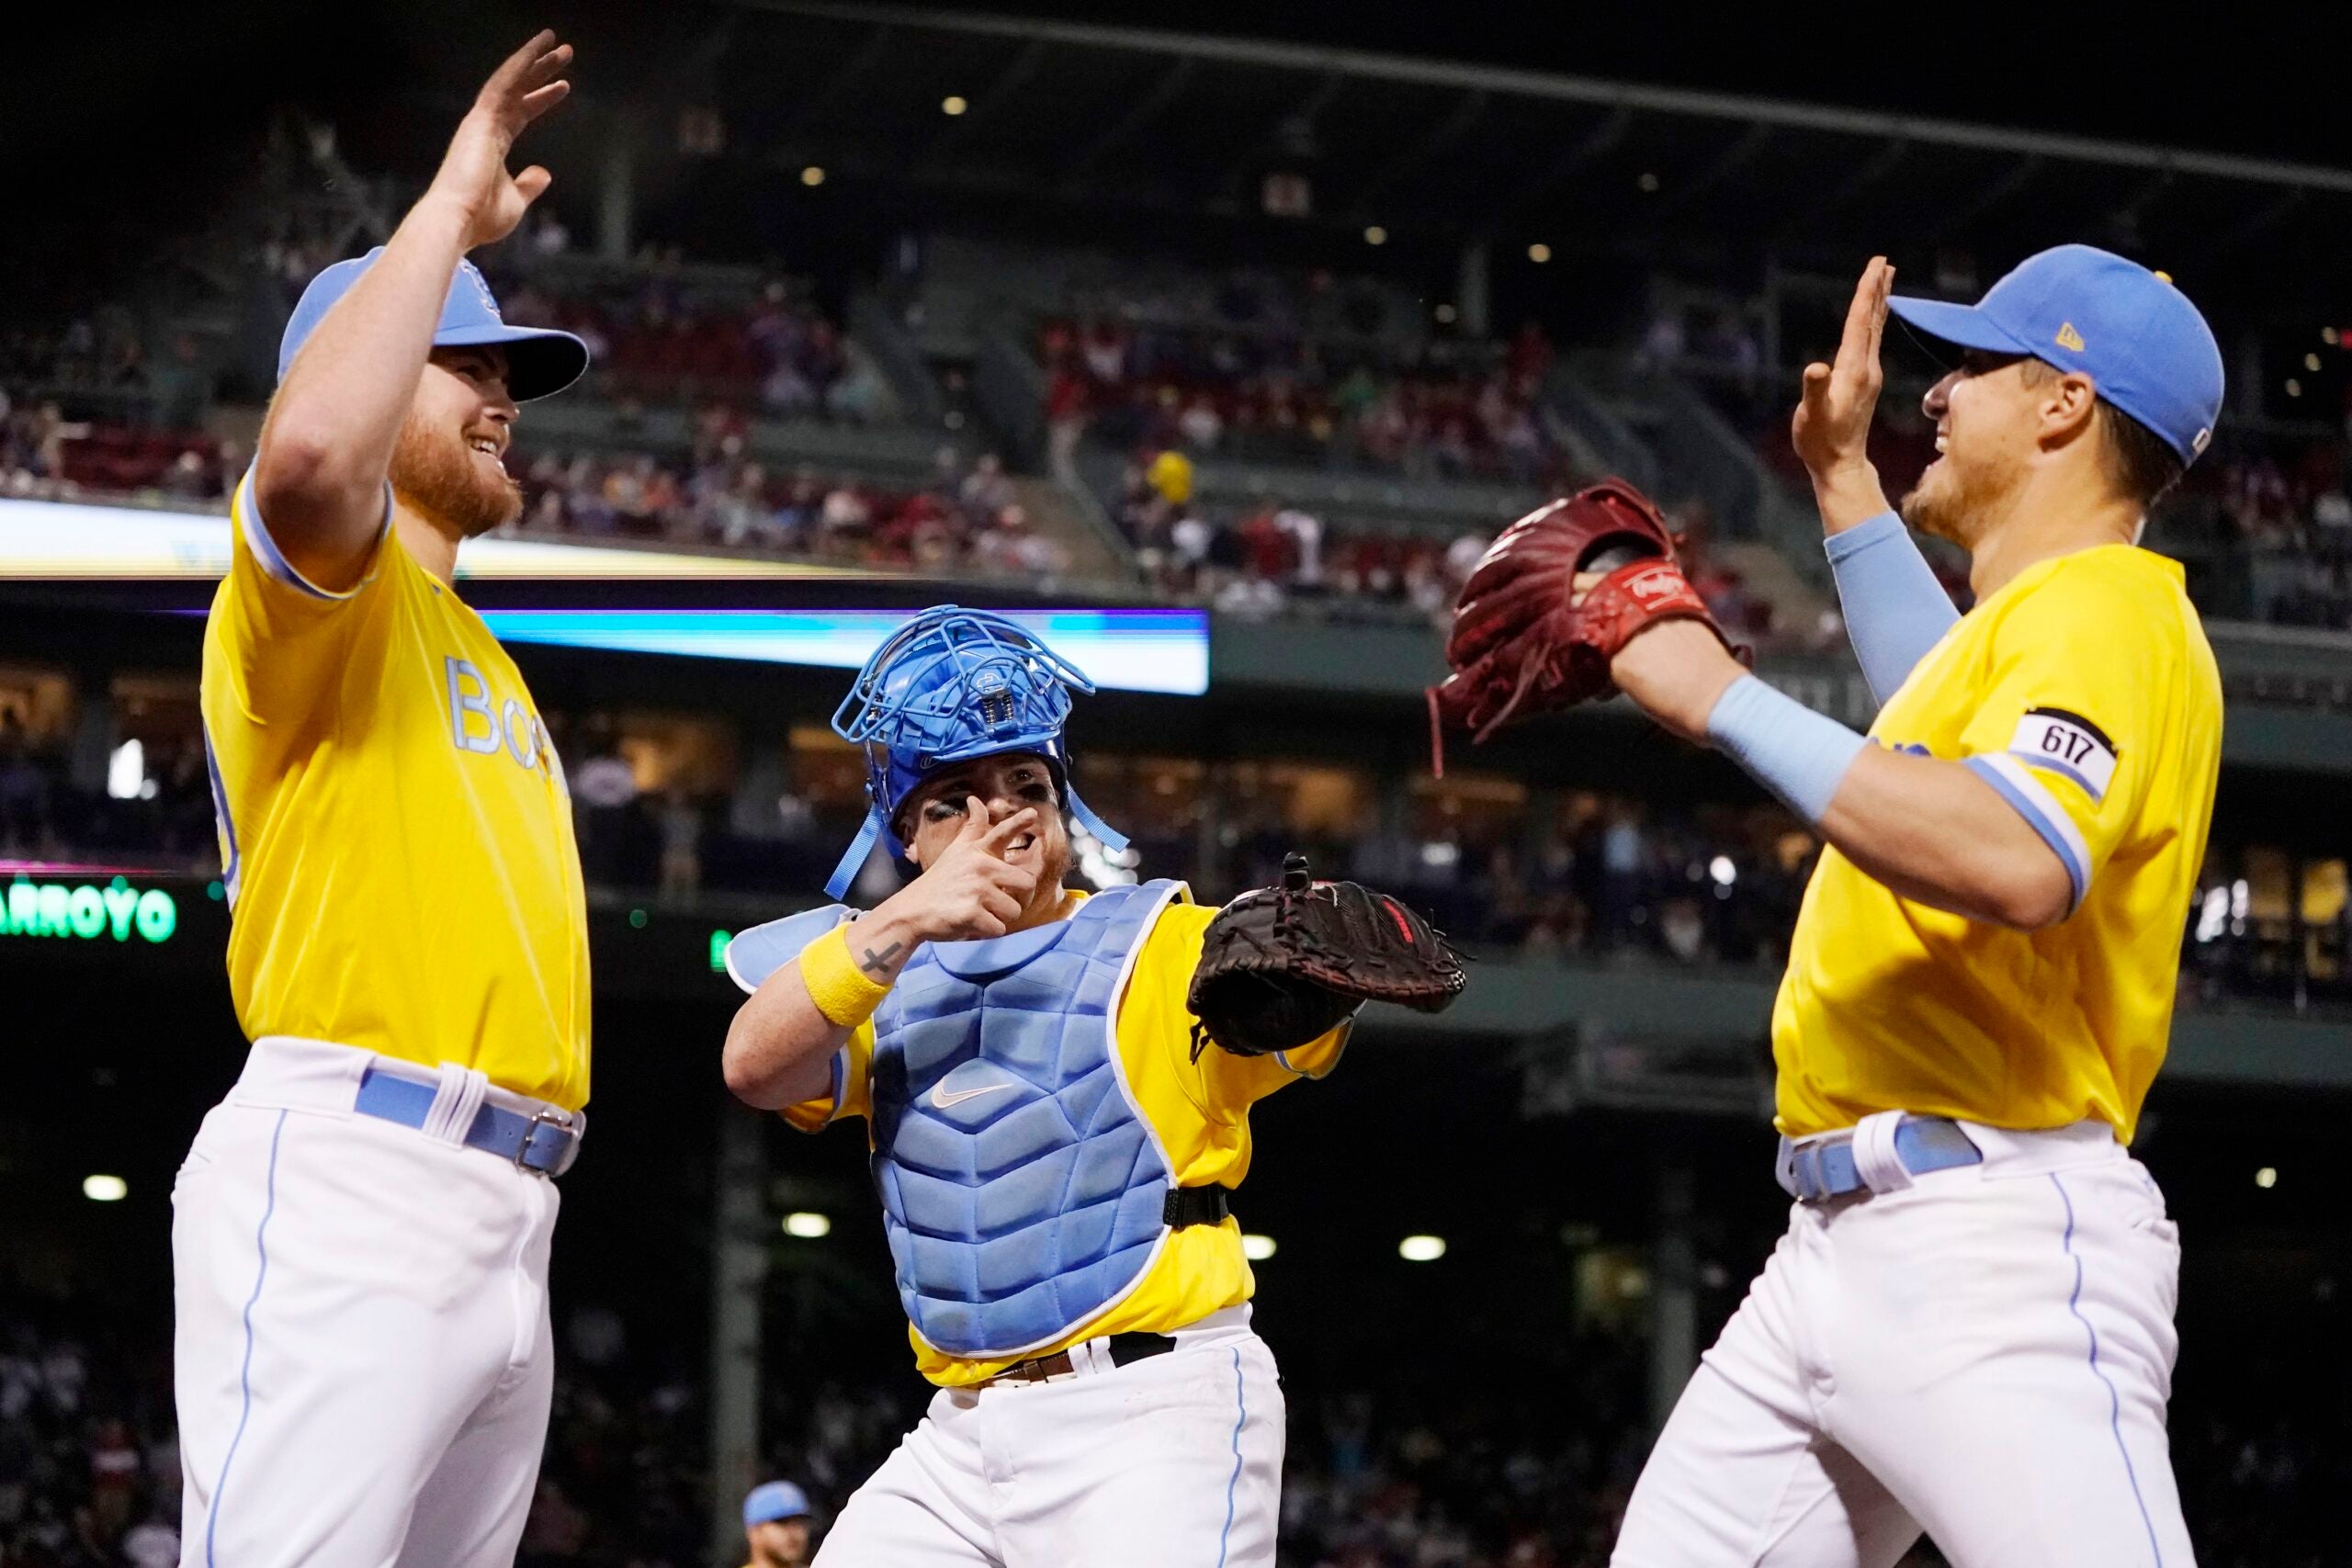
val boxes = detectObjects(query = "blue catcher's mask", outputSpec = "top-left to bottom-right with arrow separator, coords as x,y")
823,607 -> 1130,899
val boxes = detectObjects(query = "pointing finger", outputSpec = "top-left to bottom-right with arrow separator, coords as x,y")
980,807 -> 1042,850
954,795 -> 993,841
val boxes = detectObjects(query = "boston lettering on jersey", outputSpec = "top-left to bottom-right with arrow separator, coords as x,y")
444,656 -> 567,790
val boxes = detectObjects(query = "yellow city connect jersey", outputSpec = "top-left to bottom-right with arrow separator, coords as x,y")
199,472 -> 592,1110
1776,544 -> 2221,1143
788,891 -> 1345,1386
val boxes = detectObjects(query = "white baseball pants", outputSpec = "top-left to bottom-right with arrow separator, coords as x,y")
817,1305 -> 1285,1568
172,1037 -> 563,1567
1614,1120 -> 2192,1568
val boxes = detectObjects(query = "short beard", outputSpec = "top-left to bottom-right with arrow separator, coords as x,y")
390,412 -> 520,538
1898,459 -> 1991,549
1027,832 -> 1075,916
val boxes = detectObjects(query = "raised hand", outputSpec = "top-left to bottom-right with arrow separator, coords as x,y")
427,31 -> 574,251
1792,255 -> 1897,532
887,799 -> 1042,944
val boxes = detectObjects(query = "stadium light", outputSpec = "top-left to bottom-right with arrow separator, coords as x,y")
2287,379 -> 2303,398
1363,225 -> 1387,246
942,95 -> 968,116
1528,243 -> 1553,264
107,739 -> 146,801
1241,1234 -> 1277,1261
801,166 -> 826,187
783,1211 -> 831,1237
1710,855 -> 1736,886
1398,1234 -> 1446,1262
2306,353 -> 2323,372
83,1174 -> 127,1202
2326,327 -> 2342,346
2255,1167 -> 2278,1190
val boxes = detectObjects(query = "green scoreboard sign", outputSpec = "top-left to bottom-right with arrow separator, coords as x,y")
2,877 -> 179,944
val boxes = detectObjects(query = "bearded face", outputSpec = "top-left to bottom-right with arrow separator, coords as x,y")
390,347 -> 522,537
1898,353 -> 2049,549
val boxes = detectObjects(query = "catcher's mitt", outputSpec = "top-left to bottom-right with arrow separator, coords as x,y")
1426,479 -> 1740,774
1186,854 -> 1467,1060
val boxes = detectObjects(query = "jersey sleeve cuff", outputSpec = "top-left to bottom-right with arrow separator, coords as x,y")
782,1045 -> 851,1132
1962,753 -> 2091,911
236,468 -> 391,602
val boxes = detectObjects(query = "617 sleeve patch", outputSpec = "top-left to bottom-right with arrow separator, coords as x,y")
2009,706 -> 2118,802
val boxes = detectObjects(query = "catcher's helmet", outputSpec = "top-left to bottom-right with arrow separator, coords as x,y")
822,606 -> 1129,898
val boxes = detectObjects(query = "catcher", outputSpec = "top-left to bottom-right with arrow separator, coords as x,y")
720,605 -> 1463,1568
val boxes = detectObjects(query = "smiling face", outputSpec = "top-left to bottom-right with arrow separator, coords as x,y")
1900,349 -> 2096,548
390,344 -> 522,537
899,751 -> 1072,922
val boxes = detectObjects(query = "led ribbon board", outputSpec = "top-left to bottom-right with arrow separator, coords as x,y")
1,874 -> 178,943
0,498 -> 868,580
474,608 -> 1210,696
0,499 -> 1209,695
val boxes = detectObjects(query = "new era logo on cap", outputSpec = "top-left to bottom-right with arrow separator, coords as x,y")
2054,321 -> 2086,353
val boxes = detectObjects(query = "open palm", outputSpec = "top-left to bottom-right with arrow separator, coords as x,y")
1792,255 -> 1893,477
430,31 -> 574,252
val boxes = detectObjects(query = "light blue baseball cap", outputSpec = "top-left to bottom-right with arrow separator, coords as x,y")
277,248 -> 590,401
743,1480 -> 812,1527
1888,243 -> 2223,467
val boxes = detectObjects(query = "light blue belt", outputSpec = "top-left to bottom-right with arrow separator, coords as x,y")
1776,1115 -> 1980,1202
353,1068 -> 582,1177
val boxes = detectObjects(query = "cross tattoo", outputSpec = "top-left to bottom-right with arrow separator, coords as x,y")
859,940 -> 905,978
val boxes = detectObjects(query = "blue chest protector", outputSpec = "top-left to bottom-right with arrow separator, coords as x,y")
868,879 -> 1182,1357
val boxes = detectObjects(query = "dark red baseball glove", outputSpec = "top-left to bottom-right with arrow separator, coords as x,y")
1427,479 -> 1741,773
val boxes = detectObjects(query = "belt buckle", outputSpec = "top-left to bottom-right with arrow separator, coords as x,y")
516,1108 -> 577,1178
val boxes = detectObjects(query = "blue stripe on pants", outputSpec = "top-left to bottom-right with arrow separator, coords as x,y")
2051,1173 -> 2163,1566
207,1109 -> 288,1568
1216,1346 -> 1247,1567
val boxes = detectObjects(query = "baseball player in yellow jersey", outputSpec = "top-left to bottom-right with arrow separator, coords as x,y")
719,608 -> 1461,1568
1600,245 -> 2223,1567
174,34 -> 595,1567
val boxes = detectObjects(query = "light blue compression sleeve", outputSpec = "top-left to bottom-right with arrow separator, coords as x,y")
1825,511 -> 1962,705
1705,674 -> 1871,824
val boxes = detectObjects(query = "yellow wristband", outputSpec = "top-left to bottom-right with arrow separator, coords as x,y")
798,922 -> 892,1029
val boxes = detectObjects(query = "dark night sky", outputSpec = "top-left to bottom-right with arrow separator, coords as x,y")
3,1 -> 2343,285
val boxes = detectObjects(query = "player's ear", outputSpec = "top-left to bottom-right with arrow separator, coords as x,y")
2039,370 -> 2099,450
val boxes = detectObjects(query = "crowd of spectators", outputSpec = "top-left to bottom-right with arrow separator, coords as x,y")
1106,450 -> 1786,640
1041,288 -> 1567,486
0,311 -> 213,434
471,225 -> 889,422
2164,434 -> 2352,630
0,400 -> 235,508
0,1302 -> 182,1568
510,440 -> 1072,580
